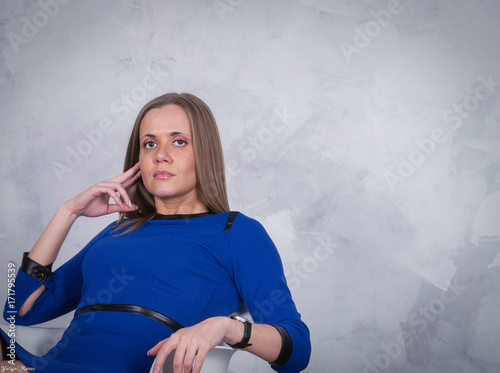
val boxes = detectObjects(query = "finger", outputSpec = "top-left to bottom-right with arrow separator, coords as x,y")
95,165 -> 141,206
151,341 -> 176,373
148,339 -> 167,356
121,168 -> 142,189
105,188 -> 124,208
111,168 -> 142,206
191,341 -> 211,373
106,202 -> 138,214
192,349 -> 208,373
121,162 -> 142,183
110,183 -> 133,208
88,185 -> 123,208
122,161 -> 141,176
119,168 -> 142,205
182,343 -> 200,373
111,162 -> 141,184
95,182 -> 133,208
173,342 -> 188,373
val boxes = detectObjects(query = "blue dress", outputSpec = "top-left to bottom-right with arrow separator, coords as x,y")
2,212 -> 311,372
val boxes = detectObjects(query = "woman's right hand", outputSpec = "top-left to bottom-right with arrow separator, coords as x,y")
64,162 -> 142,218
19,163 -> 142,316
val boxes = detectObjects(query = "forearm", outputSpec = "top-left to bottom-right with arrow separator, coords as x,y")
15,165 -> 141,319
28,202 -> 79,266
18,202 -> 78,316
223,318 -> 282,363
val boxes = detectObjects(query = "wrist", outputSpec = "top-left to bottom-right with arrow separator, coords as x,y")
59,201 -> 80,222
223,317 -> 243,346
225,315 -> 252,349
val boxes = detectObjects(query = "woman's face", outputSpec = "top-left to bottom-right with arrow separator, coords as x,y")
138,104 -> 200,212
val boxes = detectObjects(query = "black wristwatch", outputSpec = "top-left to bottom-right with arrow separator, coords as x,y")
227,315 -> 253,349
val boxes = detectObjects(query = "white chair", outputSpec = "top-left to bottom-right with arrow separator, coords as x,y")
0,323 -> 237,372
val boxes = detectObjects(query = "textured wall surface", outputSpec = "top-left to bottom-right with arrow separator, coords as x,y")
1,1 -> 500,372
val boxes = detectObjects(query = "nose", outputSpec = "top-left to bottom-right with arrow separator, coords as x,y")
155,144 -> 172,163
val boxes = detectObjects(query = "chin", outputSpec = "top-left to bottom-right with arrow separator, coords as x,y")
152,189 -> 195,201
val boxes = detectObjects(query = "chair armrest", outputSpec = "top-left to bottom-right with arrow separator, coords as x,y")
150,344 -> 237,373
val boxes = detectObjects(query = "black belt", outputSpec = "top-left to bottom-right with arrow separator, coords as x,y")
75,304 -> 184,331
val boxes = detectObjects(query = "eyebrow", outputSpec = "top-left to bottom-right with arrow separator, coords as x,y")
140,131 -> 191,139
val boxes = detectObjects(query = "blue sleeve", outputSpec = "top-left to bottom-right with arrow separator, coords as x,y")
227,214 -> 311,372
3,222 -> 115,326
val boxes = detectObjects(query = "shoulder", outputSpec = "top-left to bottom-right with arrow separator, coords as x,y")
226,213 -> 284,277
227,212 -> 268,234
227,212 -> 278,254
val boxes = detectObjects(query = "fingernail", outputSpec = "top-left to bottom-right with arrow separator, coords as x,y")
128,200 -> 132,208
147,351 -> 150,356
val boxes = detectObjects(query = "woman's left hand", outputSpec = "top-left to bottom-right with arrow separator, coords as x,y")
148,316 -> 229,373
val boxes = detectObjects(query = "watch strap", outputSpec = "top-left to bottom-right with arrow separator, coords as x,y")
228,315 -> 253,349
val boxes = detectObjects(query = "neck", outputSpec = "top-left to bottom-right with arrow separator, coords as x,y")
154,196 -> 208,216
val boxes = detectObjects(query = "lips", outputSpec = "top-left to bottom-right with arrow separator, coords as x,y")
154,170 -> 174,179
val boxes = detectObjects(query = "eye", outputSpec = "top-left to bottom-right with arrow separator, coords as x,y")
143,141 -> 157,149
173,139 -> 187,147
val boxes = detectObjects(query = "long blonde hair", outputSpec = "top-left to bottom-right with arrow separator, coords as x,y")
115,93 -> 229,233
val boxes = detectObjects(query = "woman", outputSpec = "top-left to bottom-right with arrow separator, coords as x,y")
1,93 -> 311,373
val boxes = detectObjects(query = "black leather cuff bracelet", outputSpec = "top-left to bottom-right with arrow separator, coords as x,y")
270,325 -> 293,367
227,315 -> 253,349
21,252 -> 53,283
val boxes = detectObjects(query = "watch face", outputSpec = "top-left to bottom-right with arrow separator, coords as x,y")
232,315 -> 247,323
